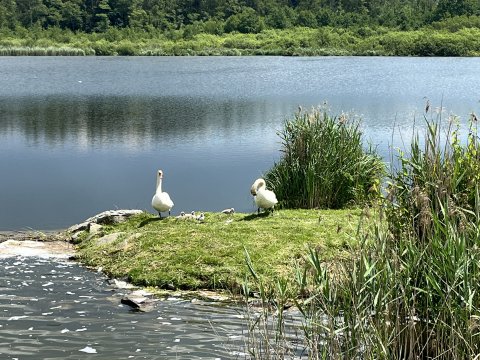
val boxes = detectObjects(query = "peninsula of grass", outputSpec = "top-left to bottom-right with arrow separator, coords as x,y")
74,209 -> 365,293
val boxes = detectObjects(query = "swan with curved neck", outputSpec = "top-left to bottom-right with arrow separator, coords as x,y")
250,178 -> 278,214
151,170 -> 174,218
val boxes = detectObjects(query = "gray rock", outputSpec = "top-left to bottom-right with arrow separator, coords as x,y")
89,223 -> 103,235
70,231 -> 83,242
121,290 -> 157,312
95,232 -> 125,246
68,209 -> 143,233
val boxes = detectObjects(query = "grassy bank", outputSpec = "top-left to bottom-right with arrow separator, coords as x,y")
1,26 -> 480,56
73,209 -> 366,293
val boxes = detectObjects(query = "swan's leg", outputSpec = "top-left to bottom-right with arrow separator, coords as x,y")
158,212 -> 163,219
168,210 -> 171,217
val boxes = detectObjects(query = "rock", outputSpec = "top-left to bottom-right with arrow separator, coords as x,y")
165,283 -> 176,291
108,278 -> 136,289
70,231 -> 83,242
95,232 -> 125,246
121,290 -> 157,312
0,240 -> 74,259
88,223 -> 103,235
68,209 -> 143,233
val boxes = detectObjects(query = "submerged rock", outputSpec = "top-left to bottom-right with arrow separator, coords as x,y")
121,290 -> 157,312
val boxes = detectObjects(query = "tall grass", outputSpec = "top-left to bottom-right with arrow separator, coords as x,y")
0,46 -> 92,56
265,107 -> 384,209
245,112 -> 480,359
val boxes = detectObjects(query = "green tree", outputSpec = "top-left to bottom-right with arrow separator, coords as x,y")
60,0 -> 84,31
265,5 -> 295,28
434,0 -> 478,20
16,0 -> 48,27
296,9 -> 317,27
224,6 -> 264,33
0,0 -> 17,29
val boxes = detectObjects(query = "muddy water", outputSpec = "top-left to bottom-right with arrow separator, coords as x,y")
0,255 -> 250,359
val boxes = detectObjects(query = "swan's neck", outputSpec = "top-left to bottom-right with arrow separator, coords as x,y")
156,175 -> 163,193
256,179 -> 266,192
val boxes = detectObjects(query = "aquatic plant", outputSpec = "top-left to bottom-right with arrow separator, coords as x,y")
265,107 -> 384,210
245,111 -> 480,359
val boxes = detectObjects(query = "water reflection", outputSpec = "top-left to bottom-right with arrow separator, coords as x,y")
0,95 -> 281,151
1,57 -> 479,230
0,95 -> 291,230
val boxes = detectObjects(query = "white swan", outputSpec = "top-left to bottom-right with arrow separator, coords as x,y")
151,170 -> 174,218
250,178 -> 278,214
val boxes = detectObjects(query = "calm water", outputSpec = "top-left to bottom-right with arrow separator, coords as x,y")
1,56 -> 479,230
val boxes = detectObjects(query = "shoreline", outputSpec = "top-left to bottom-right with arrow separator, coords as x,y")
0,208 -> 362,303
0,210 -> 240,303
1,25 -> 479,57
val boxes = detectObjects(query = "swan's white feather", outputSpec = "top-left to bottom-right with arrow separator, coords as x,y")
251,179 -> 278,210
151,170 -> 174,216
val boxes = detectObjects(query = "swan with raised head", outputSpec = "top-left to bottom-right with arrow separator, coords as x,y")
250,178 -> 278,214
151,170 -> 174,218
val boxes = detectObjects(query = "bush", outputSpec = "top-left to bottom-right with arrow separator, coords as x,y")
265,107 -> 384,209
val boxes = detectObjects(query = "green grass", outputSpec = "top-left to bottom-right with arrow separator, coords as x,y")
74,209 -> 365,292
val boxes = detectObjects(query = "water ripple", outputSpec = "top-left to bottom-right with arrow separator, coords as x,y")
0,256 -> 249,359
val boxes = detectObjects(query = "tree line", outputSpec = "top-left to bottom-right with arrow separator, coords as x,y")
0,0 -> 479,35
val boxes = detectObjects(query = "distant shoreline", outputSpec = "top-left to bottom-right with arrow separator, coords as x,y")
1,26 -> 479,57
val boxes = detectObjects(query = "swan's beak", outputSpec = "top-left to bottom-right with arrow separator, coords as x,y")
250,186 -> 257,196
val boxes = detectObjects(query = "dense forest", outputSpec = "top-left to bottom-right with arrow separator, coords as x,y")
0,0 -> 479,55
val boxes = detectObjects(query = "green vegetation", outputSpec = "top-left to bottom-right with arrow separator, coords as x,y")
244,113 -> 480,359
0,1 -> 479,55
266,107 -> 384,209
74,209 -> 366,291
72,105 -> 480,357
1,25 -> 480,56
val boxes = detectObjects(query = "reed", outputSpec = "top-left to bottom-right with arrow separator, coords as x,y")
0,46 -> 92,56
245,111 -> 480,359
265,107 -> 384,209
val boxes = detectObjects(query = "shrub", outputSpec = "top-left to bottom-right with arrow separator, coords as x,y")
265,107 -> 384,209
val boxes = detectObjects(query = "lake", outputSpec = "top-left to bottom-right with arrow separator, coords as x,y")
0,56 -> 479,230
0,254 -> 253,359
